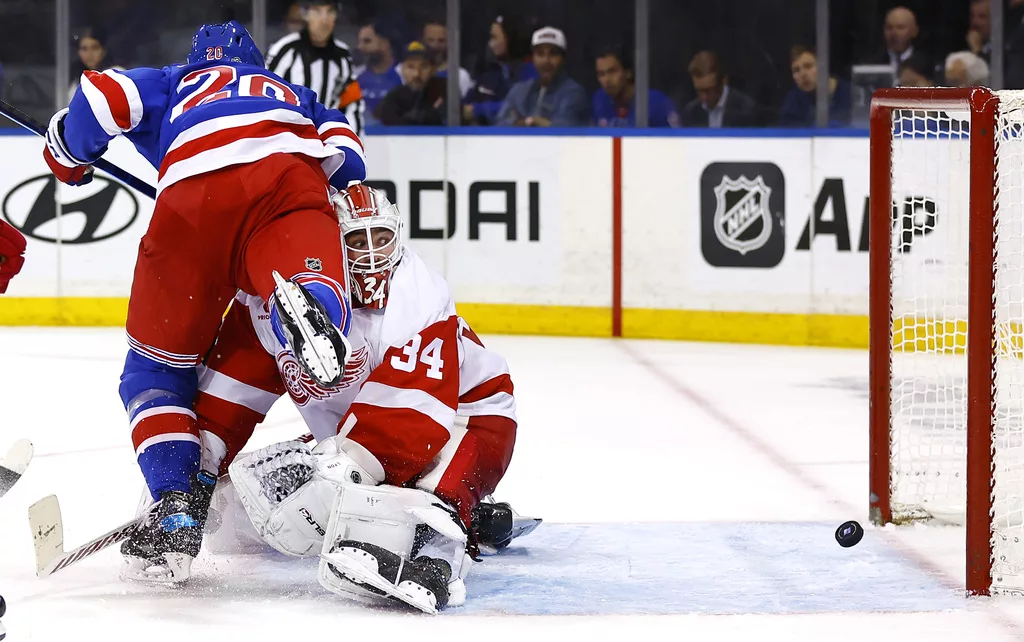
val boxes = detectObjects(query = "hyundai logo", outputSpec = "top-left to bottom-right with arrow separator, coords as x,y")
1,174 -> 139,244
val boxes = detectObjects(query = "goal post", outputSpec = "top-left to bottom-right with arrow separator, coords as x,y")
869,87 -> 1004,596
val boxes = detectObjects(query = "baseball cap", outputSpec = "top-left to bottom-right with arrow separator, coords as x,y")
531,26 -> 566,51
404,40 -> 431,60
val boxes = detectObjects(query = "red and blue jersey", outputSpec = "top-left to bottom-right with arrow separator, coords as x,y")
64,60 -> 366,194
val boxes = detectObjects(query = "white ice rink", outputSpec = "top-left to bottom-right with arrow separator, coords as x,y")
4,328 -> 1024,640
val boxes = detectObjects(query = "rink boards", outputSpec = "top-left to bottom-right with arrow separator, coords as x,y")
0,130 -> 887,347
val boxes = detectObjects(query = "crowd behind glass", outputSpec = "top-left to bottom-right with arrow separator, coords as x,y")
0,0 -> 1009,129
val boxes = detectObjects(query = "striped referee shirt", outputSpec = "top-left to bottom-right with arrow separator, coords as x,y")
266,28 -> 365,135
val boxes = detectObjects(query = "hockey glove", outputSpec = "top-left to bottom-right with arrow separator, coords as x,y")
0,219 -> 26,294
42,108 -> 94,186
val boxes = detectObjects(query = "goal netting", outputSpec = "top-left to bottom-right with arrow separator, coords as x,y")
871,88 -> 1024,595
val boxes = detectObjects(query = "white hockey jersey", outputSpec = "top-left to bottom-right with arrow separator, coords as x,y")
193,248 -> 517,522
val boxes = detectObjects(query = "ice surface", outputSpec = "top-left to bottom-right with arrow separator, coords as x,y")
3,329 -> 1024,640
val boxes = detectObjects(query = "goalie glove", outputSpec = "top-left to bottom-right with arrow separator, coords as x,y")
228,436 -> 384,557
42,108 -> 94,187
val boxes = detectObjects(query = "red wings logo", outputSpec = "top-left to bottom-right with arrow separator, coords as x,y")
277,346 -> 369,406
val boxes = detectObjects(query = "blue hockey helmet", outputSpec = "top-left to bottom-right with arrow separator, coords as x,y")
187,20 -> 264,67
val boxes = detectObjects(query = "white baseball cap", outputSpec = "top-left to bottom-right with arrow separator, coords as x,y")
531,26 -> 567,51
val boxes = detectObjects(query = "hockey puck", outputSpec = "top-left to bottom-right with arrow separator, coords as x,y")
0,594 -> 6,617
835,520 -> 864,547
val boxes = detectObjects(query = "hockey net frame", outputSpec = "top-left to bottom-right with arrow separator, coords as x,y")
868,87 -> 1001,596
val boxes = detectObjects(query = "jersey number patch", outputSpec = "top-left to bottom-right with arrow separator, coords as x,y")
171,66 -> 300,122
390,335 -> 445,381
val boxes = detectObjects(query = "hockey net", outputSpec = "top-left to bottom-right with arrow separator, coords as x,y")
870,87 -> 1024,596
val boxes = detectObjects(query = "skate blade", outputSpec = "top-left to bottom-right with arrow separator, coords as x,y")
321,551 -> 438,614
272,270 -> 344,387
119,553 -> 192,586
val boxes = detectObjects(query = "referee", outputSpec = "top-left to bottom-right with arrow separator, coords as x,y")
266,0 -> 365,135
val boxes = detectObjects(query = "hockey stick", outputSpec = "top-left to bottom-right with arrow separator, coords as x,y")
0,439 -> 32,498
29,495 -> 142,577
0,99 -> 157,199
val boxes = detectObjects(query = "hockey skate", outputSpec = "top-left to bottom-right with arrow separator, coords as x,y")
321,540 -> 453,614
271,270 -> 351,388
120,471 -> 216,585
472,499 -> 543,555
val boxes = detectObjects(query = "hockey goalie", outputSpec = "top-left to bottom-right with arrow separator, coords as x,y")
126,186 -> 532,612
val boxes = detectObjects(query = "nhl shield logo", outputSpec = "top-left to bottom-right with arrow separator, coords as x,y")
712,175 -> 772,255
700,162 -> 785,268
305,257 -> 323,272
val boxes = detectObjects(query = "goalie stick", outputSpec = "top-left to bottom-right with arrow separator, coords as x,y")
0,439 -> 32,498
29,495 -> 142,577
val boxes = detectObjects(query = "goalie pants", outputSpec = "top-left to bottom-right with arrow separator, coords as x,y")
120,153 -> 349,500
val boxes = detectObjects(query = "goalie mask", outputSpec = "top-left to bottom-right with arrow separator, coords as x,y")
334,185 -> 404,309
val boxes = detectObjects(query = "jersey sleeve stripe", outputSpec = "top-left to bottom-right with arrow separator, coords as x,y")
458,392 -> 516,420
323,134 -> 366,163
319,124 -> 363,150
80,71 -> 128,135
355,381 -> 457,428
81,70 -> 142,133
459,372 -> 514,405
197,366 -> 281,414
104,69 -> 144,130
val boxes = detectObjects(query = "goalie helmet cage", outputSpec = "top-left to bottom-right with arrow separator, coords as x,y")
867,86 -> 1024,597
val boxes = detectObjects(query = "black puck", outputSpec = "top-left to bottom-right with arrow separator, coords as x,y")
0,593 -> 6,617
835,520 -> 864,548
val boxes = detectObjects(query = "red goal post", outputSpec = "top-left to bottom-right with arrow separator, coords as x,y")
868,87 -> 1003,596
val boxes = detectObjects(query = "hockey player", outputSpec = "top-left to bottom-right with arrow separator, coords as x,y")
0,220 -> 26,294
42,21 -> 367,583
189,186 -> 524,610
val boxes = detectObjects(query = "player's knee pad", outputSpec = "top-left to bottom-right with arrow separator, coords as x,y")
228,437 -> 382,557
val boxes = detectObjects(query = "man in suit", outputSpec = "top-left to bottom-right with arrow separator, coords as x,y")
862,6 -> 922,80
680,50 -> 760,128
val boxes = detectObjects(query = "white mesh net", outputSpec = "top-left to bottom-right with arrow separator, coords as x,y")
887,92 -> 1024,592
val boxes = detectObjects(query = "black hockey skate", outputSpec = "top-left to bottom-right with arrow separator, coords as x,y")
271,270 -> 350,388
323,540 -> 453,613
120,470 -> 216,585
471,500 -> 543,555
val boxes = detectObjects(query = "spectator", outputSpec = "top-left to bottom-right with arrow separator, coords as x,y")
376,41 -> 447,126
779,45 -> 851,127
898,51 -> 936,87
680,51 -> 760,128
68,28 -> 122,103
266,0 -> 365,134
421,18 -> 473,98
966,0 -> 992,62
864,7 -> 920,79
496,27 -> 589,127
592,46 -> 679,127
945,51 -> 990,87
463,14 -> 537,125
285,2 -> 304,34
355,21 -> 401,127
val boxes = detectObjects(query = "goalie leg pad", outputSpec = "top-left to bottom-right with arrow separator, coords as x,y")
318,485 -> 469,610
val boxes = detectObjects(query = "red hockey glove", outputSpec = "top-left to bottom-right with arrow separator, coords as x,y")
0,219 -> 26,294
42,107 -> 93,187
